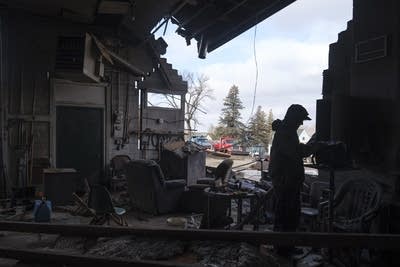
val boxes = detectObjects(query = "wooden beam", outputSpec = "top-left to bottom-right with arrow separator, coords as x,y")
98,1 -> 130,15
0,221 -> 399,250
0,247 -> 189,267
91,34 -> 145,77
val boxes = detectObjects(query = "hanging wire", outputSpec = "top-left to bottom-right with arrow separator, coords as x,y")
249,22 -> 259,120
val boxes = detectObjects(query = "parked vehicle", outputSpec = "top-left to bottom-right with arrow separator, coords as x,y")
190,136 -> 213,149
213,137 -> 234,153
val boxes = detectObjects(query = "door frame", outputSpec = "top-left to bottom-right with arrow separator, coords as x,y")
51,79 -> 109,171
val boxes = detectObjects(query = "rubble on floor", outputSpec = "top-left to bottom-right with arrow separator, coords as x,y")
87,237 -> 185,260
52,235 -> 276,267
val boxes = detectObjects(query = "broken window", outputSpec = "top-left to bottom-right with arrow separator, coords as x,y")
147,92 -> 181,109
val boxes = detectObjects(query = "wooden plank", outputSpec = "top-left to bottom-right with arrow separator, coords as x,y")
0,221 -> 399,250
98,1 -> 130,14
0,247 -> 189,267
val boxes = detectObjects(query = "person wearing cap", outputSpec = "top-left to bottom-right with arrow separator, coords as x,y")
268,104 -> 317,256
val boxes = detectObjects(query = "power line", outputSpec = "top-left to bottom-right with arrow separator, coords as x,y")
249,23 -> 259,120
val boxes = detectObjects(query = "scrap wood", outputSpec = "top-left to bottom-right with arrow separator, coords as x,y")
206,150 -> 231,158
0,207 -> 15,214
4,208 -> 26,221
231,160 -> 258,169
71,192 -> 96,217
163,140 -> 185,151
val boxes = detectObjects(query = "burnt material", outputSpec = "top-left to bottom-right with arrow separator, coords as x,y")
0,246 -> 185,267
0,221 -> 400,250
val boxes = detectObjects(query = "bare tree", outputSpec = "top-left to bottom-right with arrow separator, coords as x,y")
184,73 -> 214,135
164,72 -> 213,136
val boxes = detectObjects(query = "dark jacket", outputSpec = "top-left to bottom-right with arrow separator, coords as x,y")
268,120 -> 312,188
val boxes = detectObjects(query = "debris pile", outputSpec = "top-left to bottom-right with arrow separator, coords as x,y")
81,236 -> 275,266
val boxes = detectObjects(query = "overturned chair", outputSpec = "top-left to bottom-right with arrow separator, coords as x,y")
125,159 -> 186,214
88,184 -> 128,226
196,158 -> 234,187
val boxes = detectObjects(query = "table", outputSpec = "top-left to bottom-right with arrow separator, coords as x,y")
43,168 -> 79,206
203,187 -> 258,230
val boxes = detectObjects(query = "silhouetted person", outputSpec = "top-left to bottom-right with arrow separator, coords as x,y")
268,104 -> 316,256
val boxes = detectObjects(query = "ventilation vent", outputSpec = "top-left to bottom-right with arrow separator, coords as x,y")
55,34 -> 103,83
355,36 -> 387,63
55,36 -> 85,71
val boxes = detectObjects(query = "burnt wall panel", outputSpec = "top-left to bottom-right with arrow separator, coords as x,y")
106,68 -> 141,161
6,15 -> 55,116
142,107 -> 185,132
345,98 -> 398,168
351,0 -> 400,99
323,21 -> 353,98
2,10 -> 186,187
6,121 -> 49,186
3,12 -> 95,188
5,13 -> 58,186
140,105 -> 185,161
104,42 -> 187,162
0,14 -> 6,196
32,122 -> 50,159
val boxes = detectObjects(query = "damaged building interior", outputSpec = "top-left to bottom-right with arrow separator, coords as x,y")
0,0 -> 399,266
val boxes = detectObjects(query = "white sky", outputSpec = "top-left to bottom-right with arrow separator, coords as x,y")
157,0 -> 353,132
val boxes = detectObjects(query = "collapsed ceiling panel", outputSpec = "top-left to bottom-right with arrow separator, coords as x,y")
170,0 -> 297,58
0,0 -> 99,23
0,0 -> 296,58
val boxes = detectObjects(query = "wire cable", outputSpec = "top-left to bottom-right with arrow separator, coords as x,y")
249,23 -> 259,119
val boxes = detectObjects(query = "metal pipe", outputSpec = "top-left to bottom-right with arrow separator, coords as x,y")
123,75 -> 130,142
110,71 -> 114,137
139,89 -> 144,154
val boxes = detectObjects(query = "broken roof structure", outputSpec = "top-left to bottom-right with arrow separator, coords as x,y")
1,0 -> 400,266
170,0 -> 296,58
0,0 -> 297,189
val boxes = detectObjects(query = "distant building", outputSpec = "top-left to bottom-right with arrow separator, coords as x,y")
297,128 -> 314,143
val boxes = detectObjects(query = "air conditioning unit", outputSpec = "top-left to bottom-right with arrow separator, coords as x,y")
55,33 -> 104,82
355,35 -> 387,63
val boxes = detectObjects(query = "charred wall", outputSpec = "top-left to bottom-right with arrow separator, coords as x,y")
0,10 -> 186,191
2,12 -> 55,189
0,15 -> 6,197
320,0 -> 400,173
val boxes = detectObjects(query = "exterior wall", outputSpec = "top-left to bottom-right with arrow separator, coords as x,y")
0,15 -> 7,196
323,21 -> 354,98
321,21 -> 354,143
4,12 -> 55,187
0,11 -> 186,191
351,0 -> 400,99
320,0 -> 400,173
